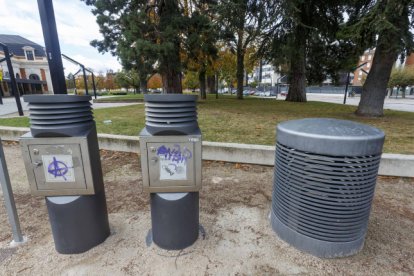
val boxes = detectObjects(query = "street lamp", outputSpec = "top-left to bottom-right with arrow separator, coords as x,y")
343,62 -> 367,104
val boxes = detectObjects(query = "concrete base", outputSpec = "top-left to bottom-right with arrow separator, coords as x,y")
9,236 -> 28,247
150,192 -> 199,250
46,189 -> 110,254
271,210 -> 365,258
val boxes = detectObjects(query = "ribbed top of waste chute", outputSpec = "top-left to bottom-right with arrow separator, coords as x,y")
24,95 -> 94,137
144,94 -> 199,135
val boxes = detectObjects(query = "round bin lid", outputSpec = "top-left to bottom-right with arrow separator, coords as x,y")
276,118 -> 385,156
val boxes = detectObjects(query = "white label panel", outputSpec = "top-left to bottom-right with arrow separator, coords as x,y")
159,156 -> 187,180
42,155 -> 76,183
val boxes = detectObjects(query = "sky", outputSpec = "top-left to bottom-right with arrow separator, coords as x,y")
0,0 -> 122,75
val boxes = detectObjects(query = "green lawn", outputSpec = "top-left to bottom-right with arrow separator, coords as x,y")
1,96 -> 413,154
94,94 -> 145,102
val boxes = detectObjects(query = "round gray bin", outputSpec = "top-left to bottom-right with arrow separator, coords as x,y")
271,118 -> 385,258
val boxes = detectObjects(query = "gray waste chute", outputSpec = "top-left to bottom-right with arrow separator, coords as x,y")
20,95 -> 110,254
271,118 -> 385,258
140,94 -> 202,250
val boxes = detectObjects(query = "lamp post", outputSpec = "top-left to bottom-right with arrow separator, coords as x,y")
37,0 -> 67,94
343,62 -> 367,104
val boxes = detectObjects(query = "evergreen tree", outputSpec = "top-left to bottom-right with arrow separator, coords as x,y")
265,1 -> 347,102
217,0 -> 274,99
343,0 -> 414,116
182,0 -> 218,99
82,0 -> 185,93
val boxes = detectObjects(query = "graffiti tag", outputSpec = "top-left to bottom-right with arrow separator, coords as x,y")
47,156 -> 72,181
157,144 -> 192,164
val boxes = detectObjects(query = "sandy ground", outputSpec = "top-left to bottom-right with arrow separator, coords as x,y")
0,142 -> 413,275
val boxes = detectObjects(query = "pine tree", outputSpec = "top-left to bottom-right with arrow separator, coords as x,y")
217,0 -> 274,100
343,0 -> 414,116
83,0 -> 186,93
264,1 -> 346,102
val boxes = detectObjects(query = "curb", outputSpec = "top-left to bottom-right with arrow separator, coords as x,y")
0,126 -> 412,178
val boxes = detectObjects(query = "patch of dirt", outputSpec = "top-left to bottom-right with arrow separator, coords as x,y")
0,143 -> 413,275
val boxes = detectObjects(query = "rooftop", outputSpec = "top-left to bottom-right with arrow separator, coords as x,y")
0,34 -> 46,58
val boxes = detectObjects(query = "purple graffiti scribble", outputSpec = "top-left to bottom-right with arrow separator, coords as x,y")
157,144 -> 193,164
47,157 -> 71,181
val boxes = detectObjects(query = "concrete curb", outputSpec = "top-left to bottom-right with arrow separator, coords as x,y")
0,126 -> 412,178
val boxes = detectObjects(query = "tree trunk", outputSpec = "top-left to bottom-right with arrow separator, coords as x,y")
356,42 -> 398,116
286,27 -> 307,102
199,69 -> 206,100
236,42 -> 244,100
140,79 -> 147,93
207,75 -> 215,94
162,71 -> 182,94
215,73 -> 219,99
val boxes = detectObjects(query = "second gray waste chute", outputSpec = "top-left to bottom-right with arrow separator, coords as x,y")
140,94 -> 202,250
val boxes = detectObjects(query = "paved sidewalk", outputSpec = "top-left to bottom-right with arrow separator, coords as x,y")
0,96 -> 141,117
306,93 -> 414,112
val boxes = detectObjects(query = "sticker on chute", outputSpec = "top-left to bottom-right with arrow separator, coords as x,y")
42,155 -> 75,182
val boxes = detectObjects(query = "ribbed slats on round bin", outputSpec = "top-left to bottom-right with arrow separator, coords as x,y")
271,118 -> 385,258
144,94 -> 198,135
24,95 -> 94,137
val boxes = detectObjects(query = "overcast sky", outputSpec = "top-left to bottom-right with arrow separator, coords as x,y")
0,0 -> 122,75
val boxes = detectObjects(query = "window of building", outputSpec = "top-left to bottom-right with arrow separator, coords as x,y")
368,55 -> 372,60
366,62 -> 370,68
26,50 -> 35,61
359,71 -> 363,76
361,56 -> 365,61
358,77 -> 361,81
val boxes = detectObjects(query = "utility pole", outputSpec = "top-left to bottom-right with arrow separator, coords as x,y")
37,0 -> 67,94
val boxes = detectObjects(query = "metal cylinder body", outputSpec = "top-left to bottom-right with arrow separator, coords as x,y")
151,193 -> 199,250
46,190 -> 110,254
271,118 -> 385,258
24,95 -> 110,254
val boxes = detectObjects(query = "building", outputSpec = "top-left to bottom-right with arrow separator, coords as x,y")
251,63 -> 283,86
404,53 -> 414,67
352,49 -> 375,86
0,34 -> 52,97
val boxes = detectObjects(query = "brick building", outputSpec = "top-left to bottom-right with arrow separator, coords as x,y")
0,34 -> 52,97
352,49 -> 375,86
